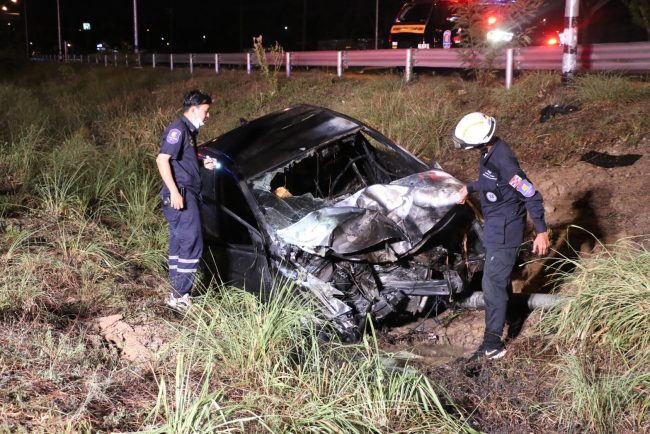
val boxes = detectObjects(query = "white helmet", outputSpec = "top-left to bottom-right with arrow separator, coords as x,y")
452,112 -> 496,149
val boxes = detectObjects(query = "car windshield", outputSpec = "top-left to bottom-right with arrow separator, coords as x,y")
396,3 -> 432,23
250,131 -> 424,230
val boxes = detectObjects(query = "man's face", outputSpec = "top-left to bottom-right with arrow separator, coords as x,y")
192,103 -> 210,124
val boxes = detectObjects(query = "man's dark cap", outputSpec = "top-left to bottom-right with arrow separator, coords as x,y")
183,89 -> 212,108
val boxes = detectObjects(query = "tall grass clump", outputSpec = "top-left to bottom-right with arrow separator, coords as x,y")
573,73 -> 650,104
359,79 -> 459,159
539,237 -> 650,432
144,283 -> 472,433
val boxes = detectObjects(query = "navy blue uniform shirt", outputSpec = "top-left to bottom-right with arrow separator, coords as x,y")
159,115 -> 201,195
467,139 -> 547,248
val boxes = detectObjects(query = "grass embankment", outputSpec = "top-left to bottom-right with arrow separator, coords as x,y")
0,60 -> 649,431
539,238 -> 650,433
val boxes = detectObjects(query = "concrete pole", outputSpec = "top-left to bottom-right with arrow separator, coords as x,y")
562,0 -> 579,84
23,0 -> 29,57
152,53 -> 156,68
246,52 -> 252,74
286,52 -> 291,77
133,0 -> 139,54
189,53 -> 194,73
405,48 -> 413,82
505,48 -> 513,89
170,53 -> 174,71
56,0 -> 62,60
374,0 -> 379,49
215,53 -> 219,74
337,51 -> 343,77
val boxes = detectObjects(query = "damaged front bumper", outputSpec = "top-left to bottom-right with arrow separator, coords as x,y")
256,169 -> 484,338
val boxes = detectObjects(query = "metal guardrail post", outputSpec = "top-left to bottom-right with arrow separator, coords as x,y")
189,53 -> 194,73
246,52 -> 252,74
405,48 -> 413,82
125,54 -> 129,67
137,53 -> 142,67
215,54 -> 219,74
104,54 -> 108,67
170,53 -> 174,71
152,53 -> 156,68
337,51 -> 343,77
505,48 -> 514,89
95,54 -> 99,64
286,52 -> 292,77
113,53 -> 117,67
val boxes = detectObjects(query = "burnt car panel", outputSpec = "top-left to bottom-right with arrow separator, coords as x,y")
199,105 -> 484,339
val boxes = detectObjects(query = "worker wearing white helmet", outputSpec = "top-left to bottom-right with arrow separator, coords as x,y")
454,112 -> 550,361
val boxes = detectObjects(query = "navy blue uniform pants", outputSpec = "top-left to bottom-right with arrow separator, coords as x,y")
163,191 -> 203,298
482,246 -> 519,345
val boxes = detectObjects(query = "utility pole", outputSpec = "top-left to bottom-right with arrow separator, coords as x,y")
56,0 -> 62,59
133,0 -> 139,53
562,0 -> 579,84
374,0 -> 379,49
301,0 -> 306,51
23,0 -> 29,57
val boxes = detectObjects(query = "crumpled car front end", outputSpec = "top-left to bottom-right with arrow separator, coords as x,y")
249,128 -> 484,340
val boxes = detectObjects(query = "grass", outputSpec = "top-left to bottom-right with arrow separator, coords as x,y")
538,237 -> 650,433
143,283 -> 473,433
573,73 -> 650,104
0,61 -> 648,431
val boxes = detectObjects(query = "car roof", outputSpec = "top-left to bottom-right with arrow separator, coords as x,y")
200,104 -> 363,180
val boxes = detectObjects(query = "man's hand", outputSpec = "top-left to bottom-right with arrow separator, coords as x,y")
170,190 -> 184,210
203,157 -> 215,170
457,185 -> 469,204
532,232 -> 550,256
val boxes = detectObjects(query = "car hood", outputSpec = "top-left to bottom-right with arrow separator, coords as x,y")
276,169 -> 465,262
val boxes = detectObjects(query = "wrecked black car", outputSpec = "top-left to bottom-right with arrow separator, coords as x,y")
198,105 -> 485,340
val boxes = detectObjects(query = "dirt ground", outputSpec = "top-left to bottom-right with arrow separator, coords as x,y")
374,135 -> 649,432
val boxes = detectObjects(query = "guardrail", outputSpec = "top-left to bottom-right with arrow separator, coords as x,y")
45,42 -> 650,88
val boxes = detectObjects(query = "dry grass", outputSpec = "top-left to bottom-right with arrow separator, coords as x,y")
0,61 -> 648,431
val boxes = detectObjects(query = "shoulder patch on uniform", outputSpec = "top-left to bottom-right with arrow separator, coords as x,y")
166,128 -> 182,144
516,179 -> 536,197
509,174 -> 523,188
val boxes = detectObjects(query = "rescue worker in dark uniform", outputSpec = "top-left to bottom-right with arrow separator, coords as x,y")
156,90 -> 215,311
453,112 -> 550,360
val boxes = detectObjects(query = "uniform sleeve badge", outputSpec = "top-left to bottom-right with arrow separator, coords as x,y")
166,128 -> 181,145
509,174 -> 522,188
516,179 -> 536,197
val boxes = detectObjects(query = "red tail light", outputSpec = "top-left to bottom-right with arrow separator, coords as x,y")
487,16 -> 497,25
546,37 -> 558,45
453,36 -> 460,44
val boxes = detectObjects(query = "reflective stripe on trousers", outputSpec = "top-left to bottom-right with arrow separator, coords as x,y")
163,192 -> 203,297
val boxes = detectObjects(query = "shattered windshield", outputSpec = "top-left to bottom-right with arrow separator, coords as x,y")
250,131 -> 425,232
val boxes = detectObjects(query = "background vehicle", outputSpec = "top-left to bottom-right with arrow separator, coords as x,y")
198,105 -> 485,340
389,0 -> 564,49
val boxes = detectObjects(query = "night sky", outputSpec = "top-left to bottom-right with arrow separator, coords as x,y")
1,0 -> 647,55
12,0 -> 409,54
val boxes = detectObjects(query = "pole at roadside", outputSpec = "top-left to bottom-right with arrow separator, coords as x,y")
56,0 -> 62,60
561,0 -> 579,84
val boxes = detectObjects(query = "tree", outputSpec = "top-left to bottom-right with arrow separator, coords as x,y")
621,0 -> 650,39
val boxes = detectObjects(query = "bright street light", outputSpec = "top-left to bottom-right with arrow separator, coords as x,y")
1,6 -> 8,11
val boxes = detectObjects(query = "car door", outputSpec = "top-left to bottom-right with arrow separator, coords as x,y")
200,166 -> 271,296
